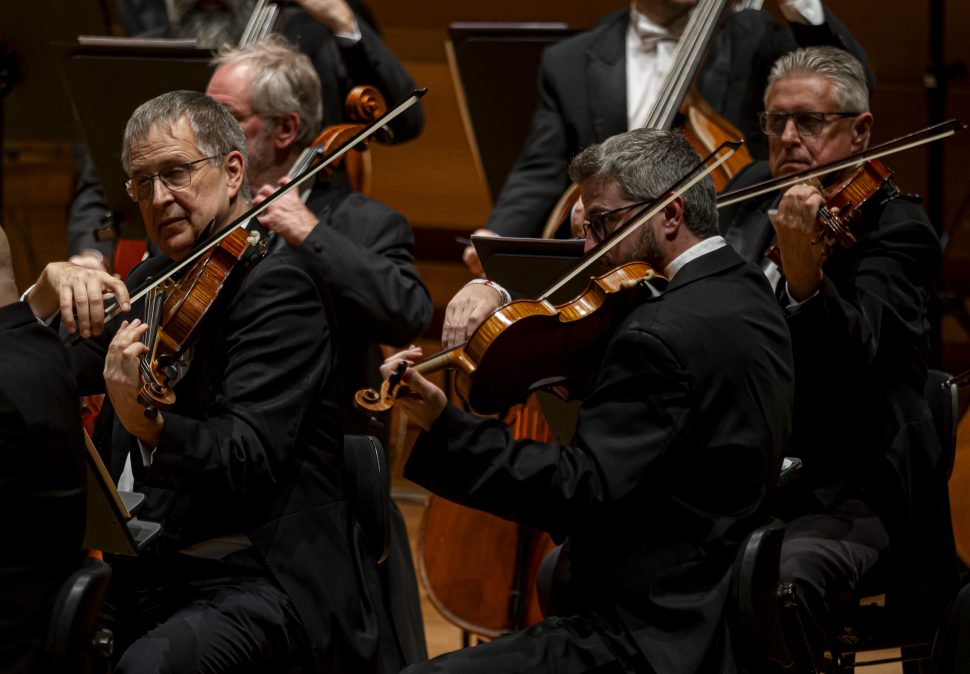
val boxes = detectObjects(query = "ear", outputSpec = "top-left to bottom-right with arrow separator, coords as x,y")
851,112 -> 874,150
662,195 -> 686,239
223,150 -> 246,198
274,112 -> 301,150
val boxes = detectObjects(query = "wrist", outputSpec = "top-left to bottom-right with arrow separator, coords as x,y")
464,278 -> 511,306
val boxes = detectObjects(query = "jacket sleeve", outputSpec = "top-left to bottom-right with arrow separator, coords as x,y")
298,194 -> 432,344
405,325 -> 690,535
143,258 -> 332,495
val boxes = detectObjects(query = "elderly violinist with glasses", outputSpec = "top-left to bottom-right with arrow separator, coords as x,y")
719,45 -> 955,665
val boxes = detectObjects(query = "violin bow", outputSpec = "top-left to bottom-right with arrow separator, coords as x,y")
716,118 -> 965,209
103,88 -> 428,322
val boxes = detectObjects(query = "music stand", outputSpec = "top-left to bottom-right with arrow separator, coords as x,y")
474,234 -> 585,302
0,0 -> 111,230
446,23 -> 575,203
58,38 -> 213,239
83,433 -> 160,556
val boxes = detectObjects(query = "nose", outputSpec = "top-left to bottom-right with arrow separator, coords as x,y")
150,177 -> 175,208
779,117 -> 802,145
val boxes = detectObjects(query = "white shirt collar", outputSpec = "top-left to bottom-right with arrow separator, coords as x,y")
664,235 -> 727,279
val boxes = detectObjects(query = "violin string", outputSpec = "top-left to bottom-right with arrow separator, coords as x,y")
104,89 -> 427,321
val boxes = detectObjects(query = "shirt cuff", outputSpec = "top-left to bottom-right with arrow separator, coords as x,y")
785,282 -> 820,309
334,19 -> 362,46
779,0 -> 824,25
20,284 -> 59,326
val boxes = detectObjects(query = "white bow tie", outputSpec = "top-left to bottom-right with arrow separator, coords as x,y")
630,8 -> 683,49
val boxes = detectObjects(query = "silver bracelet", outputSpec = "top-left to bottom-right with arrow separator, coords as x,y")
464,278 -> 512,306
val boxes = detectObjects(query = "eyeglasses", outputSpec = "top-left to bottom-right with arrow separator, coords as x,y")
758,111 -> 860,137
583,198 -> 653,241
125,155 -> 221,202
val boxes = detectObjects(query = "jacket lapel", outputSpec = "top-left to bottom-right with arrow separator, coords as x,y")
586,13 -> 630,142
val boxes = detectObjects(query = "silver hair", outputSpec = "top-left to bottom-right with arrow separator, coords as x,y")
213,34 -> 323,148
568,128 -> 718,238
765,46 -> 869,113
121,90 -> 250,200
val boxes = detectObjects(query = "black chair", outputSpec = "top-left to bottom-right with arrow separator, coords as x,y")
36,557 -> 113,674
730,519 -> 794,672
794,369 -> 960,673
343,434 -> 391,564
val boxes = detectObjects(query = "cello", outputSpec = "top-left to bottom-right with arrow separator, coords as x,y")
541,0 -> 752,238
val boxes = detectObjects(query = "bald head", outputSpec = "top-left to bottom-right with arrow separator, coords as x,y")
0,226 -> 19,308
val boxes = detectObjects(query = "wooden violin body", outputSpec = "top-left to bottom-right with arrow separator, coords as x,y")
356,261 -> 665,416
765,159 -> 894,265
139,227 -> 267,411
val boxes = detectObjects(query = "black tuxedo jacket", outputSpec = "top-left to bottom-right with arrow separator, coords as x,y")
71,242 -> 394,672
0,302 -> 87,674
406,245 -> 794,672
719,161 -> 957,619
487,6 -> 869,238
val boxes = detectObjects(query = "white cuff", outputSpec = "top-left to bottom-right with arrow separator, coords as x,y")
779,0 -> 825,26
785,282 -> 820,308
334,19 -> 362,46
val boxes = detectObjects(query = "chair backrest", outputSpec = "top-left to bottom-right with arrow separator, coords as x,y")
729,519 -> 793,671
38,558 -> 113,674
925,369 -> 958,478
344,434 -> 391,563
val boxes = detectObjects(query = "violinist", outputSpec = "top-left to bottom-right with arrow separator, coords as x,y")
0,224 -> 86,674
23,91 -> 398,673
69,0 -> 423,271
205,35 -> 430,664
718,46 -> 956,660
206,35 -> 432,441
386,128 -> 794,673
462,0 -> 870,276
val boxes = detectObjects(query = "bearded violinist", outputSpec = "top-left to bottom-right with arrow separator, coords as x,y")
718,45 -> 957,660
383,128 -> 793,673
23,91 -> 397,673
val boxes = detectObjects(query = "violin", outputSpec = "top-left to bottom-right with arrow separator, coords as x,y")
764,159 -> 895,265
138,226 -> 268,413
355,142 -> 737,415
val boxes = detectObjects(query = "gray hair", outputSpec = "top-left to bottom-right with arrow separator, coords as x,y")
122,90 -> 250,200
213,34 -> 323,148
766,46 -> 869,113
568,128 -> 718,238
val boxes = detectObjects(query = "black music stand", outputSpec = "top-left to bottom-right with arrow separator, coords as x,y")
83,433 -> 160,555
0,0 -> 111,230
447,23 -> 574,203
58,37 -> 213,239
474,234 -> 585,302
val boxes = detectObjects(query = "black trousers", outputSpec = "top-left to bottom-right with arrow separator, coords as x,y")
779,499 -> 890,641
102,549 -> 306,674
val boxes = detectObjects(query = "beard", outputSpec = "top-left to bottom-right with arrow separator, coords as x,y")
171,0 -> 257,49
246,119 -> 278,189
599,221 -> 664,273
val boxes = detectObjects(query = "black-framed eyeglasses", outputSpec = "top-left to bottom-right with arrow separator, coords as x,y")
125,154 -> 222,202
758,111 -> 860,137
583,198 -> 653,241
